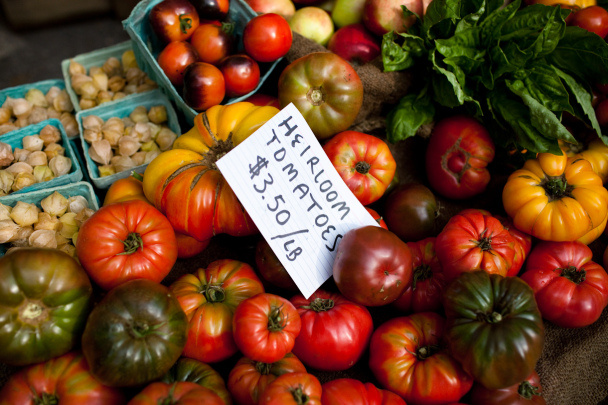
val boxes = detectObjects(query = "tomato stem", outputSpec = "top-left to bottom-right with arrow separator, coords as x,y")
559,265 -> 586,285
518,380 -> 542,399
415,344 -> 440,361
306,87 -> 325,106
290,385 -> 309,404
355,161 -> 371,175
302,298 -> 334,312
542,175 -> 573,201
33,392 -> 59,405
179,13 -> 194,34
203,284 -> 226,303
412,264 -> 433,291
473,229 -> 492,251
131,171 -> 144,182
267,305 -> 287,332
477,311 -> 503,323
255,361 -> 273,375
131,320 -> 150,338
119,232 -> 144,255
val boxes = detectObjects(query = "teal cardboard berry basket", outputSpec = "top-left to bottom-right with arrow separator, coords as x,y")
122,0 -> 283,126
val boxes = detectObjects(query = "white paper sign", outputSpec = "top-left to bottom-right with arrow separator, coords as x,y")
216,103 -> 380,298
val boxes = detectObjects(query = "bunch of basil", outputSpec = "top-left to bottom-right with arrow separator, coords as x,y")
382,0 -> 608,155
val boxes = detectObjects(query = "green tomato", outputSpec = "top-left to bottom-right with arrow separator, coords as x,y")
81,279 -> 188,387
0,248 -> 93,366
443,271 -> 545,390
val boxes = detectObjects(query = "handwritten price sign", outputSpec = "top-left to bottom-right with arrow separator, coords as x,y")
217,103 -> 379,298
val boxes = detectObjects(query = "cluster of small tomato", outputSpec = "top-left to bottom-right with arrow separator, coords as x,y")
151,0 -> 292,111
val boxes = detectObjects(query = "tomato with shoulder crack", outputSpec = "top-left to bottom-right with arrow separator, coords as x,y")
425,115 -> 495,200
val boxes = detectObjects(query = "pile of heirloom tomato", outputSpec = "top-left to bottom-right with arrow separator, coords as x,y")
3,0 -> 608,404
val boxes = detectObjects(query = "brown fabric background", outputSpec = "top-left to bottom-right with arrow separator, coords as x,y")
2,32 -> 608,405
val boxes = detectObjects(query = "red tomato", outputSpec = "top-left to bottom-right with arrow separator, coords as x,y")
243,13 -> 293,62
219,54 -> 261,98
392,237 -> 446,314
149,0 -> 200,44
321,378 -> 406,405
520,240 -> 608,328
170,259 -> 265,363
258,372 -> 322,405
157,40 -> 199,86
333,225 -> 414,306
596,98 -> 608,128
244,93 -> 281,108
128,381 -> 224,405
435,209 -> 517,281
496,214 -> 532,277
469,370 -> 546,405
189,22 -> 236,66
76,199 -> 178,290
568,6 -> 608,38
323,130 -> 397,205
425,115 -> 495,199
232,293 -> 302,363
290,289 -> 373,371
369,312 -> 474,405
255,237 -> 299,291
384,183 -> 439,242
227,353 -> 307,405
0,351 -> 125,404
366,207 -> 388,229
189,0 -> 229,20
175,231 -> 210,258
182,62 -> 226,111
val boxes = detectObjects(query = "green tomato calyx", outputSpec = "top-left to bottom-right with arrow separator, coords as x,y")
290,384 -> 309,405
518,380 -> 542,400
560,265 -> 586,285
33,392 -> 59,405
303,298 -> 334,312
119,232 -> 144,255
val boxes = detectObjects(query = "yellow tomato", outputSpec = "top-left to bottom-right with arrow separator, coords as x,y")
103,172 -> 150,206
573,138 -> 608,184
502,152 -> 608,242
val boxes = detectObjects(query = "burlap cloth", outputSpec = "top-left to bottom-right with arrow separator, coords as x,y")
2,32 -> 608,405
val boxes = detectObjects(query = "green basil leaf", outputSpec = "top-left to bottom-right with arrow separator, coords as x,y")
506,79 -> 578,145
553,66 -> 604,139
508,63 -> 572,113
430,50 -> 476,108
521,5 -> 565,58
435,27 -> 483,59
479,0 -> 521,46
386,92 -> 436,143
489,88 -> 563,154
381,31 -> 426,72
500,4 -> 567,42
422,0 -> 465,39
547,26 -> 608,85
490,41 -> 531,78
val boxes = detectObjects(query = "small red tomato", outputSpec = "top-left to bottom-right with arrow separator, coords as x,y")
190,0 -> 230,20
425,115 -> 495,200
190,21 -> 236,66
157,40 -> 199,86
232,293 -> 301,364
219,54 -> 261,98
568,6 -> 608,39
323,130 -> 397,206
182,61 -> 226,111
384,183 -> 439,242
243,13 -> 293,63
596,98 -> 608,129
149,0 -> 200,44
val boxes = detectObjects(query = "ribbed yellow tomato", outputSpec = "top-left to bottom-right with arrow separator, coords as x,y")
573,138 -> 608,184
143,102 -> 279,242
503,152 -> 608,242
